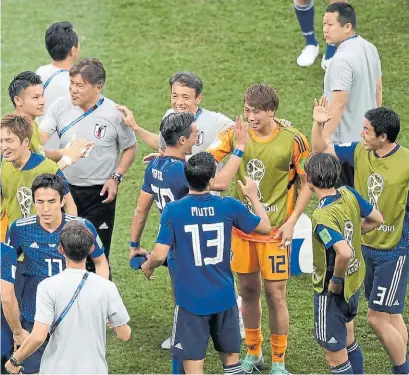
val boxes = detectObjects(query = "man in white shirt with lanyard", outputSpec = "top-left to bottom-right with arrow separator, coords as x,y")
5,220 -> 131,375
36,21 -> 80,149
39,57 -> 137,276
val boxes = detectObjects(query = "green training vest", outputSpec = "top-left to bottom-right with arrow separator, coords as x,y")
231,125 -> 302,228
312,187 -> 365,301
354,142 -> 409,249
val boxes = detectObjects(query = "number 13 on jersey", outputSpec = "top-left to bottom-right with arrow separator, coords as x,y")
185,223 -> 225,266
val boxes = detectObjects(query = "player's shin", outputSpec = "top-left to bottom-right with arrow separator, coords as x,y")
221,353 -> 244,374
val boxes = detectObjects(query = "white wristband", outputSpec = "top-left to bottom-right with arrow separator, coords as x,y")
61,155 -> 72,166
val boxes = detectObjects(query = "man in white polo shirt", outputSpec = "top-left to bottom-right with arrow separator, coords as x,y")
322,2 -> 382,187
36,21 -> 80,149
120,71 -> 234,154
39,57 -> 137,275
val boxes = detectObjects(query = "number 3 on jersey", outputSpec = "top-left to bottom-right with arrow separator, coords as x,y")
185,223 -> 224,266
151,184 -> 175,211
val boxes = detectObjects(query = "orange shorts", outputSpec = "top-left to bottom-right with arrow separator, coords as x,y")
231,235 -> 290,281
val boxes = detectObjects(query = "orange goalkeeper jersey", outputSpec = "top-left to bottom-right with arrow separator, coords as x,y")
207,119 -> 310,242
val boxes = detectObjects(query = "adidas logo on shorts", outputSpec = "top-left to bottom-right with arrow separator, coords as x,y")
99,223 -> 109,230
174,343 -> 183,350
393,300 -> 400,306
328,337 -> 338,344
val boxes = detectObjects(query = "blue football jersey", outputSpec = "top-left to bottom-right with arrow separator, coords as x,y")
142,156 -> 189,213
8,214 -> 104,322
157,194 -> 261,315
1,242 -> 17,356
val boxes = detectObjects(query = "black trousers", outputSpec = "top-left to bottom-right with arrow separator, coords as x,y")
69,184 -> 116,274
335,161 -> 355,189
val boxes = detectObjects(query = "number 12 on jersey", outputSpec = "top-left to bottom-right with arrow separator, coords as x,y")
184,223 -> 224,266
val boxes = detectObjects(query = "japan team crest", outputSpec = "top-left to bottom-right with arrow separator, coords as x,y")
94,124 -> 107,139
196,131 -> 204,146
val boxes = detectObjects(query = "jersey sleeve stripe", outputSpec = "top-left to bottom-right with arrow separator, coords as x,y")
294,134 -> 307,153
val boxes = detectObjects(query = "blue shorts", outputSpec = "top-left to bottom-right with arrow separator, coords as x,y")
21,319 -> 48,374
364,254 -> 409,314
314,291 -> 359,352
171,304 -> 241,361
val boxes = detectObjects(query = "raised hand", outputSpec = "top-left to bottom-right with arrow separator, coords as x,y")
313,97 -> 332,124
234,115 -> 249,148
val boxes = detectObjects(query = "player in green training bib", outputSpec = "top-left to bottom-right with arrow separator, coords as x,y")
0,114 -> 76,225
312,97 -> 409,374
306,152 -> 383,375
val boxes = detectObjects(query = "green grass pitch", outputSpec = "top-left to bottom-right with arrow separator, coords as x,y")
2,0 -> 409,372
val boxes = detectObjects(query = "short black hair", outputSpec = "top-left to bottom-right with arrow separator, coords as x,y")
70,57 -> 105,86
326,2 -> 356,30
160,112 -> 194,146
305,153 -> 341,189
169,72 -> 203,97
45,21 -> 79,61
365,107 -> 400,143
184,152 -> 216,192
8,71 -> 43,107
32,174 -> 66,201
60,221 -> 94,262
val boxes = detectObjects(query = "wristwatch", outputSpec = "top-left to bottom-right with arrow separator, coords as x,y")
9,354 -> 23,367
111,172 -> 123,185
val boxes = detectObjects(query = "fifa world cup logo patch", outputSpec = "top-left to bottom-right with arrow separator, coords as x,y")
246,159 -> 265,201
344,220 -> 360,275
344,221 -> 355,260
17,186 -> 33,218
367,173 -> 384,211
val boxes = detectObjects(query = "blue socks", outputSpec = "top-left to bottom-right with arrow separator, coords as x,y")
294,0 -> 317,46
393,358 -> 409,374
325,43 -> 337,60
172,358 -> 185,374
223,362 -> 244,374
347,340 -> 364,374
330,360 -> 354,374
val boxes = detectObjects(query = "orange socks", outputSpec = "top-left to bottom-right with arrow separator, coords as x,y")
245,328 -> 263,357
271,334 -> 288,363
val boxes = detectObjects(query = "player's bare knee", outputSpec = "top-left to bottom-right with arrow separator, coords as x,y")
240,283 -> 260,302
367,309 -> 388,331
238,273 -> 261,301
264,280 -> 287,307
324,348 -> 348,368
294,0 -> 313,7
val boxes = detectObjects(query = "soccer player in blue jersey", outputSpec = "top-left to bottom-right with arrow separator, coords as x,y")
142,151 -> 271,374
312,97 -> 409,374
1,242 -> 28,374
306,153 -> 383,374
7,173 -> 109,373
130,111 -> 248,352
130,111 -> 248,257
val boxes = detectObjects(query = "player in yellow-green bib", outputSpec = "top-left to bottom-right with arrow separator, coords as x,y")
207,84 -> 312,375
0,114 -> 76,226
306,152 -> 383,374
312,97 -> 409,374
